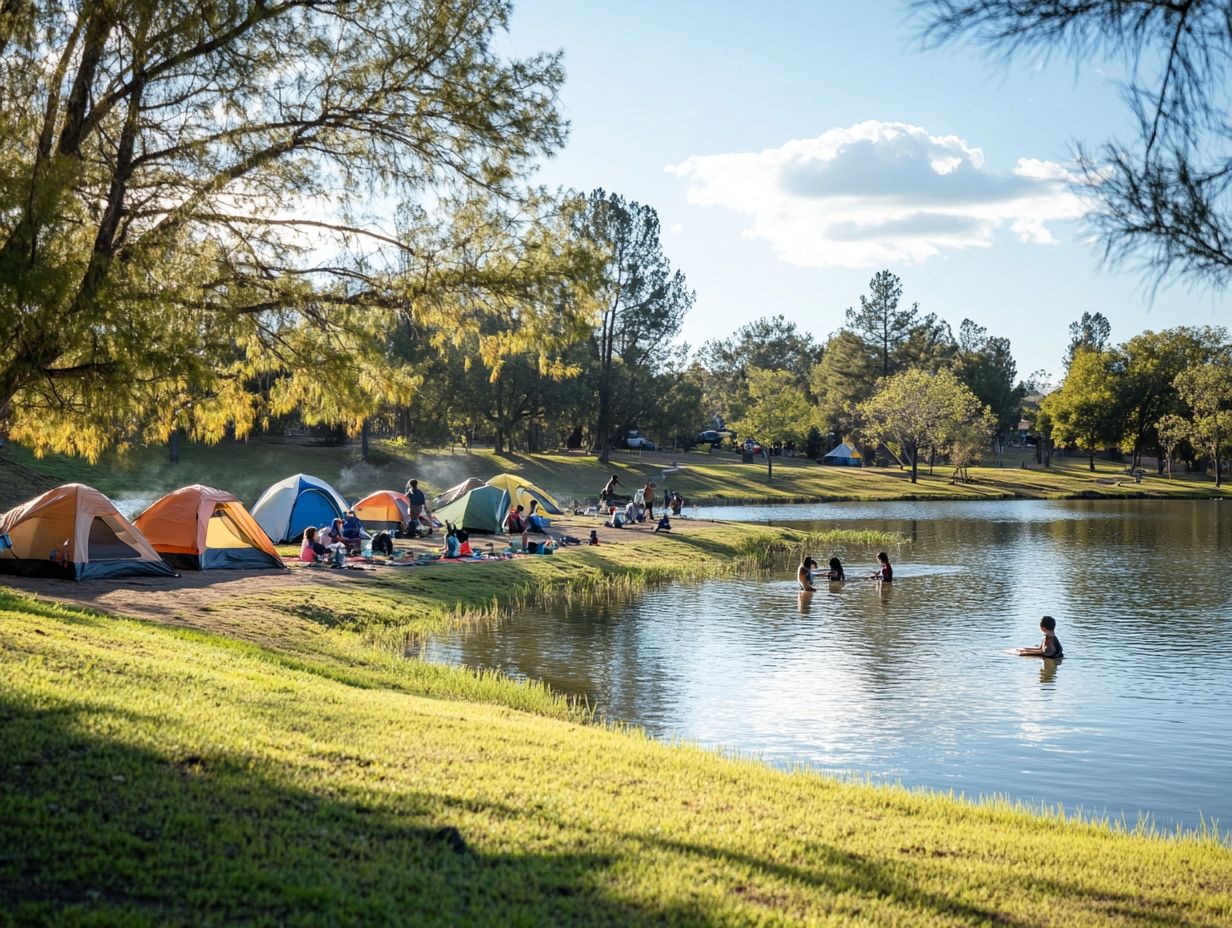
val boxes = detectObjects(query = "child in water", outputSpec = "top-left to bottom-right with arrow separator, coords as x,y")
1017,615 -> 1064,658
870,551 -> 892,582
827,557 -> 845,581
797,556 -> 818,592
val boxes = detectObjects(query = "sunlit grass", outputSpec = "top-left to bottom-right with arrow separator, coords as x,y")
4,438 -> 1230,512
3,591 -> 1229,925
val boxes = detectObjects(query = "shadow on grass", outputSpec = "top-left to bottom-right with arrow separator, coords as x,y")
0,694 -> 659,925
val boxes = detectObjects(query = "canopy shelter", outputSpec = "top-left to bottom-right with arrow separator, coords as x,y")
822,442 -> 863,466
135,485 -> 284,570
485,473 -> 563,515
432,477 -> 484,510
353,490 -> 411,533
0,484 -> 176,581
251,473 -> 350,544
434,486 -> 510,534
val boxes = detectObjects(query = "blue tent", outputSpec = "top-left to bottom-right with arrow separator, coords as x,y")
250,474 -> 350,544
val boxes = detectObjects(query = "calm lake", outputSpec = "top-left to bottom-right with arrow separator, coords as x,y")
423,500 -> 1232,833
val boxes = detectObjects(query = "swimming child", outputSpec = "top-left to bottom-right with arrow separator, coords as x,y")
1017,615 -> 1064,658
797,556 -> 818,592
827,556 -> 845,581
871,551 -> 892,582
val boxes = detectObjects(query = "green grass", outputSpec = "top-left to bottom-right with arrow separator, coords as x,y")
3,591 -> 1230,926
4,437 -> 1229,512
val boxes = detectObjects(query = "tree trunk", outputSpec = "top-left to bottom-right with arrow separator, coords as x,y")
1088,448 -> 1095,472
910,442 -> 918,483
494,429 -> 505,455
766,451 -> 773,483
168,430 -> 179,464
360,418 -> 370,462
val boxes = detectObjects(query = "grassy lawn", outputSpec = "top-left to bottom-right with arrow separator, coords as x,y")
3,437 -> 1229,512
3,591 -> 1230,926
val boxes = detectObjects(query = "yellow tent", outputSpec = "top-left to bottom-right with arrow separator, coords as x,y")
485,473 -> 563,514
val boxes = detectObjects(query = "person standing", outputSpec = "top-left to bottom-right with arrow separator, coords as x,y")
405,479 -> 432,536
643,480 -> 656,520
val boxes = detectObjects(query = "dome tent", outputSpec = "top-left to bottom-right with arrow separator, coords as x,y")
432,477 -> 484,510
484,473 -> 563,515
822,442 -> 863,467
353,490 -> 411,533
250,474 -> 350,544
135,485 -> 284,570
434,486 -> 510,534
0,484 -> 176,581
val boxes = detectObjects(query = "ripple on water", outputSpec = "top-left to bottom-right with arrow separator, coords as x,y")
424,499 -> 1232,833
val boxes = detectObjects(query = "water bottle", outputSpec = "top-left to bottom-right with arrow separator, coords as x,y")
361,537 -> 372,558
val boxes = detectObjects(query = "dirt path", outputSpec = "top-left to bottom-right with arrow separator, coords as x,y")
1,513 -> 669,640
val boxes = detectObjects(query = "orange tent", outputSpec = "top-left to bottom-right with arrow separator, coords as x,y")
135,485 -> 284,570
0,484 -> 176,581
353,490 -> 411,533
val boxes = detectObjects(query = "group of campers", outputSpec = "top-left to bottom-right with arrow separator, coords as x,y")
0,470 -> 581,581
599,474 -> 684,533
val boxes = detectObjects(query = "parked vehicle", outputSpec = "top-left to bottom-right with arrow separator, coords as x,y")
626,435 -> 657,451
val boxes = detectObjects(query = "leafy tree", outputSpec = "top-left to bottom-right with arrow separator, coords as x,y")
695,315 -> 821,425
858,368 -> 987,483
729,369 -> 814,481
921,2 -> 1232,290
1173,352 -> 1232,487
1155,413 -> 1189,478
0,0 -> 568,459
1039,348 -> 1122,471
815,271 -> 955,437
577,190 -> 694,462
1114,326 -> 1226,470
955,319 -> 1025,446
810,329 -> 879,436
1064,312 -> 1113,370
845,270 -> 920,377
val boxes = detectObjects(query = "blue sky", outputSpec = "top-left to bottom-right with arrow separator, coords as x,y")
504,1 -> 1229,380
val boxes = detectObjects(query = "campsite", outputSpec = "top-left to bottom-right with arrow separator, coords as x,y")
5,0 -> 1232,924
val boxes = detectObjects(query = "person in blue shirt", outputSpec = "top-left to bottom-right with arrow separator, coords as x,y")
341,510 -> 364,550
405,478 -> 432,536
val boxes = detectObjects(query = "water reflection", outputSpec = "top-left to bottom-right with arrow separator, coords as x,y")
425,500 -> 1232,833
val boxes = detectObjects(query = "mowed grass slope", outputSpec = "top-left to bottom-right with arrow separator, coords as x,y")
3,592 -> 1230,927
3,438 -> 1229,512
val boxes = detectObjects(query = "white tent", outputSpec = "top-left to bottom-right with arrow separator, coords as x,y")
822,442 -> 862,466
250,474 -> 350,544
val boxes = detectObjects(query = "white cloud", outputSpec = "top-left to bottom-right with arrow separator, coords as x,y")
664,120 -> 1087,268
668,222 -> 684,236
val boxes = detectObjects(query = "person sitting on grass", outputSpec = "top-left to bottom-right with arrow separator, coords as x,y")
526,499 -> 551,533
300,526 -> 327,563
443,524 -> 461,558
341,510 -> 364,550
604,506 -> 625,529
457,529 -> 473,557
505,504 -> 529,550
1017,615 -> 1064,658
588,529 -> 600,545
654,512 -> 672,533
322,518 -> 345,548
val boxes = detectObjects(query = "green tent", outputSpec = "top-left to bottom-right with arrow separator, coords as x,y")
434,486 -> 510,534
